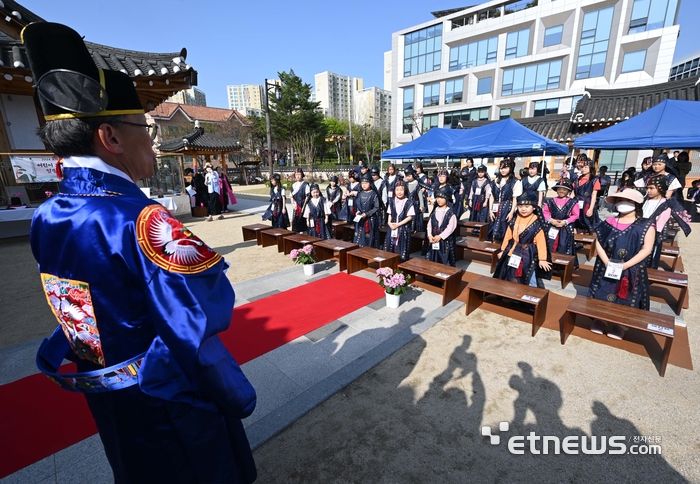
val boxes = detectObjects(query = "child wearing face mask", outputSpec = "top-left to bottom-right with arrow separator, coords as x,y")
588,189 -> 656,340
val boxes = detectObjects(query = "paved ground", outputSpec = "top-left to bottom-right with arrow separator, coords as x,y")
1,189 -> 698,483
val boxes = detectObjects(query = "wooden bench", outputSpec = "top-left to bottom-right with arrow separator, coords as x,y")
455,238 -> 500,273
666,228 -> 678,246
346,247 -> 399,275
550,254 -> 576,289
647,268 -> 689,316
331,220 -> 350,239
561,295 -> 675,377
660,246 -> 681,271
313,239 -> 359,272
574,233 -> 597,260
398,258 -> 463,306
260,228 -> 295,252
241,223 -> 270,245
466,276 -> 549,337
458,221 -> 489,241
283,234 -> 322,255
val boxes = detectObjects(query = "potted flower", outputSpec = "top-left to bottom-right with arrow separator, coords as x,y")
290,244 -> 317,276
376,267 -> 411,308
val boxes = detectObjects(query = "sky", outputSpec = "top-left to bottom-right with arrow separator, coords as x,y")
21,0 -> 700,110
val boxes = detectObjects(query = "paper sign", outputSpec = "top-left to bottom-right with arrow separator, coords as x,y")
432,242 -> 440,250
521,295 -> 541,303
186,186 -> 196,197
435,272 -> 450,278
11,155 -> 60,183
374,257 -> 386,262
508,254 -> 522,268
647,324 -> 674,336
604,262 -> 623,280
668,278 -> 687,284
353,214 -> 362,222
548,227 -> 560,240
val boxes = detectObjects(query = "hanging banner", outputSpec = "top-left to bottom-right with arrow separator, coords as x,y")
10,155 -> 60,183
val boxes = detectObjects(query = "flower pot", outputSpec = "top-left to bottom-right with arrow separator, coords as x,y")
303,263 -> 316,276
385,291 -> 401,308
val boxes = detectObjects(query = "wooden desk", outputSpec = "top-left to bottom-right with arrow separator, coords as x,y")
283,234 -> 323,255
550,254 -> 576,289
346,247 -> 399,275
574,233 -> 597,261
647,268 -> 689,315
341,223 -> 356,241
260,228 -> 295,252
241,223 -> 270,245
398,258 -> 463,306
561,295 -> 675,377
331,220 -> 350,239
313,239 -> 359,272
456,238 -> 500,273
458,221 -> 489,241
666,228 -> 678,246
466,276 -> 549,337
660,247 -> 681,271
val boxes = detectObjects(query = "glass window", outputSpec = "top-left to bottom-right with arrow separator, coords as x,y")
502,60 -> 562,96
544,25 -> 563,47
403,87 -> 414,134
598,150 -> 628,171
443,107 -> 490,128
404,24 -> 442,77
534,99 -> 560,117
622,50 -> 647,73
423,82 -> 440,107
505,28 -> 530,60
576,7 -> 614,80
499,106 -> 522,119
423,114 -> 439,132
571,95 -> 584,112
445,79 -> 464,104
449,36 -> 498,71
477,77 -> 492,95
629,0 -> 680,33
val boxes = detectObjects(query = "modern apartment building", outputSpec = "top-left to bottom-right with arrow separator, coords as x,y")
167,87 -> 207,107
354,87 -> 392,134
390,0 -> 682,147
226,84 -> 264,112
314,71 -> 364,122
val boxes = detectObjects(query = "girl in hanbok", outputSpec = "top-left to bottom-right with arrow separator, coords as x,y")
353,174 -> 381,248
426,187 -> 458,266
468,165 -> 492,223
384,164 -> 399,207
403,166 -> 425,232
384,180 -> 415,261
262,174 -> 289,229
588,189 -> 655,340
326,176 -> 342,220
573,158 -> 600,234
542,179 -> 580,270
494,195 -> 552,287
304,184 -> 332,240
290,168 -> 310,233
215,166 -> 237,213
339,170 -> 360,222
491,159 -> 522,243
635,154 -> 683,199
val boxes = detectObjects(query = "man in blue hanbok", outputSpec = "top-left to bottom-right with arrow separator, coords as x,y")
25,22 -> 256,483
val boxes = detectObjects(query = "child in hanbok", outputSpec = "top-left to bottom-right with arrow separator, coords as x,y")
262,174 -> 289,229
573,158 -> 600,234
542,179 -> 580,270
521,161 -> 547,207
494,195 -> 552,287
426,187 -> 458,266
326,176 -> 342,220
491,159 -> 522,243
304,184 -> 332,239
384,180 -> 415,261
290,168 -> 310,233
339,170 -> 360,223
588,189 -> 655,340
353,174 -> 381,248
468,165 -> 492,223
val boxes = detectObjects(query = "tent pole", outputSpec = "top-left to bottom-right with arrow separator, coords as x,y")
541,149 -> 547,178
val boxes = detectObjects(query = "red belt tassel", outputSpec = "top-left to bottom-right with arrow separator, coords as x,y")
365,219 -> 371,233
515,260 -> 523,277
552,230 -> 559,252
295,205 -> 302,218
316,220 -> 321,233
617,276 -> 629,299
475,201 -> 481,211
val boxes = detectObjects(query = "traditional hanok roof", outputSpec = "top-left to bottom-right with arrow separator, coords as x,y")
0,0 -> 197,111
149,102 -> 252,126
572,76 -> 700,127
157,126 -> 243,154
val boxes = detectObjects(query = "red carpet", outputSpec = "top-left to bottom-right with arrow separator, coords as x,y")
0,272 -> 383,478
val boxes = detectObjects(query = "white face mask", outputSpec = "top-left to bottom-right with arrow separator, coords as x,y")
615,201 -> 636,214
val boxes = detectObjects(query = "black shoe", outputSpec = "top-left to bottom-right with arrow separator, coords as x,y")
575,243 -> 584,250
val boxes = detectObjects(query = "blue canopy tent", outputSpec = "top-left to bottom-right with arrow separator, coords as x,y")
574,99 -> 700,149
382,118 -> 569,159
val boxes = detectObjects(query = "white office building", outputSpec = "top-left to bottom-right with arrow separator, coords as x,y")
390,0 -> 682,147
314,71 -> 364,123
354,87 -> 392,133
227,84 -> 264,112
167,87 -> 207,107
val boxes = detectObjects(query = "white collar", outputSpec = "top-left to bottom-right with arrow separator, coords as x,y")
62,156 -> 133,183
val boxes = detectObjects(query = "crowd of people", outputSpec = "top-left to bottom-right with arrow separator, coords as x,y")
264,153 -> 693,340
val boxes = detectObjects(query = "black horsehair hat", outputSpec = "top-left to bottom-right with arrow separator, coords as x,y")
22,22 -> 143,120
434,187 -> 450,199
359,173 -> 372,182
516,194 -> 537,206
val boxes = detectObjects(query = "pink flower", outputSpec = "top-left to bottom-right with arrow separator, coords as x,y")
302,244 -> 313,255
290,249 -> 299,259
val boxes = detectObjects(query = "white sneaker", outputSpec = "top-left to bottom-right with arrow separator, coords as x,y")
206,216 -> 213,222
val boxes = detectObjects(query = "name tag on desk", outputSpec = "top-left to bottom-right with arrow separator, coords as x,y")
521,295 -> 541,303
604,262 -> 624,280
508,254 -> 522,268
548,227 -> 560,240
647,324 -> 674,336
668,278 -> 687,284
374,257 -> 386,262
435,272 -> 450,279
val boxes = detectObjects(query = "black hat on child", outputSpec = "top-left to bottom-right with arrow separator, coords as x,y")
477,165 -> 488,172
359,173 -> 372,182
434,187 -> 450,199
516,194 -> 537,206
370,166 -> 380,175
22,22 -> 144,120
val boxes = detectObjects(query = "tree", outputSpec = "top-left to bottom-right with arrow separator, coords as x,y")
270,69 -> 324,167
356,123 -> 380,165
323,118 -> 348,164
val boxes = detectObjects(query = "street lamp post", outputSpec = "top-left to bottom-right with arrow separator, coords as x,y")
264,79 -> 281,180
